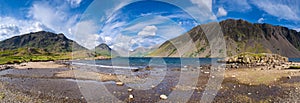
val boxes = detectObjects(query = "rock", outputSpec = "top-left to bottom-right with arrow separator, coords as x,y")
128,88 -> 133,92
131,68 -> 140,72
287,76 -> 292,79
129,94 -> 134,100
204,72 -> 210,74
160,94 -> 168,100
20,63 -> 27,66
145,66 -> 153,71
116,82 -> 124,86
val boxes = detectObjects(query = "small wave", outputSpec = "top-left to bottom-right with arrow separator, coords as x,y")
71,62 -> 139,69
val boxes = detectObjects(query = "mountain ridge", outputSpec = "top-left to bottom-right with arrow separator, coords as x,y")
0,31 -> 87,52
149,19 -> 300,58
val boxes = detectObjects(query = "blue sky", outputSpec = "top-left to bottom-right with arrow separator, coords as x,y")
1,0 -> 300,53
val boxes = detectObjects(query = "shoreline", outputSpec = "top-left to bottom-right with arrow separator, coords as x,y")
0,60 -> 300,102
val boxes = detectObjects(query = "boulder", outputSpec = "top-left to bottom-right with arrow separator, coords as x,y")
160,94 -> 168,100
128,94 -> 134,100
116,82 -> 124,86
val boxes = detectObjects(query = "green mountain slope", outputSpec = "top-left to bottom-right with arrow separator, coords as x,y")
0,31 -> 86,52
149,19 -> 300,58
0,31 -> 90,64
94,43 -> 118,57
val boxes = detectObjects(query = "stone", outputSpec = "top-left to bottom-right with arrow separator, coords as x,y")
128,88 -> 133,92
160,94 -> 168,100
287,76 -> 292,79
129,94 -> 134,100
116,82 -> 124,86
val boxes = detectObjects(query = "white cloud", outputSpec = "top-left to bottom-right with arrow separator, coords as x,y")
124,16 -> 167,32
258,18 -> 264,23
190,0 -> 212,11
252,0 -> 300,21
217,7 -> 228,17
137,25 -> 158,36
28,1 -> 79,38
294,28 -> 300,32
0,17 -> 52,41
157,25 -> 186,39
72,20 -> 101,49
67,0 -> 82,8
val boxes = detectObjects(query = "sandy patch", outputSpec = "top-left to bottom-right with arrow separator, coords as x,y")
10,61 -> 66,69
54,70 -> 120,82
225,69 -> 300,85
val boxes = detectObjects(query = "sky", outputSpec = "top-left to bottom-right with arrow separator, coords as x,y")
1,0 -> 300,54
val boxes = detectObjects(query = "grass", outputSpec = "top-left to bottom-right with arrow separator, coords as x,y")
289,66 -> 300,69
0,48 -> 115,65
0,54 -> 71,65
0,48 -> 103,65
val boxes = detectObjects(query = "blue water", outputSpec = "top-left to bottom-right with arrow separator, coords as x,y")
73,57 -> 220,69
73,57 -> 300,70
289,58 -> 300,62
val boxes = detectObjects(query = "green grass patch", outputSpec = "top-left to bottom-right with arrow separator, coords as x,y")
289,66 -> 300,69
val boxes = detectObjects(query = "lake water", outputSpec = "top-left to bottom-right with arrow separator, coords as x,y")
72,57 -> 300,70
289,58 -> 300,62
72,57 -> 220,70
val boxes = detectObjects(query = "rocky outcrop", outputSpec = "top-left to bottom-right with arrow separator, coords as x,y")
221,53 -> 289,70
224,52 -> 288,64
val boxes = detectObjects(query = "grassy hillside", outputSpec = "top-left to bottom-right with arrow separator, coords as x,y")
0,31 -> 99,64
149,19 -> 300,58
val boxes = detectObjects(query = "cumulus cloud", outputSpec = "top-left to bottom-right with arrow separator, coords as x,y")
73,20 -> 101,49
258,18 -> 264,23
28,1 -> 79,38
190,0 -> 212,11
217,7 -> 228,17
0,17 -> 52,41
137,25 -> 158,36
67,0 -> 82,8
251,0 -> 300,21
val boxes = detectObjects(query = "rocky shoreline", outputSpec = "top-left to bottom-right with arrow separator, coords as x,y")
0,57 -> 299,102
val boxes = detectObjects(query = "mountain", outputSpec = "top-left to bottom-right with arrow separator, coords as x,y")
94,43 -> 117,57
149,19 -> 300,58
129,45 -> 160,57
0,31 -> 87,52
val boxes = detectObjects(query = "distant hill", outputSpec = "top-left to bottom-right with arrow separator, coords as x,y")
94,43 -> 118,57
130,45 -> 160,57
0,31 -> 87,52
149,19 -> 300,58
